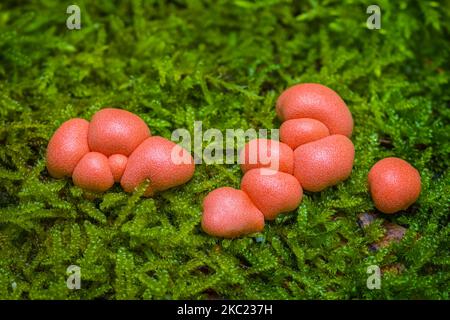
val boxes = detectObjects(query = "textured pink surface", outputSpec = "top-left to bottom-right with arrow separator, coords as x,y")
88,108 -> 151,156
280,118 -> 330,149
108,154 -> 128,182
239,138 -> 294,174
201,187 -> 265,238
46,118 -> 90,178
293,134 -> 355,192
276,83 -> 353,137
368,157 -> 421,214
72,152 -> 114,192
241,168 -> 303,220
121,136 -> 195,197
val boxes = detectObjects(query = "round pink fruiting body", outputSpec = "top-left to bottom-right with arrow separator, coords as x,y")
72,152 -> 114,192
88,108 -> 151,156
368,157 -> 421,214
46,118 -> 90,178
108,154 -> 128,182
280,118 -> 330,149
201,187 -> 265,238
241,168 -> 303,220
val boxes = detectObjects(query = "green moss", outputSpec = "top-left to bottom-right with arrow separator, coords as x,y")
0,0 -> 449,299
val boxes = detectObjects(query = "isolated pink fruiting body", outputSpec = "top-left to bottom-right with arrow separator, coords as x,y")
239,138 -> 294,174
72,152 -> 114,192
120,136 -> 195,197
201,187 -> 265,238
368,157 -> 421,214
280,118 -> 330,149
88,108 -> 151,156
241,168 -> 303,220
276,83 -> 353,137
293,134 -> 355,192
46,118 -> 90,178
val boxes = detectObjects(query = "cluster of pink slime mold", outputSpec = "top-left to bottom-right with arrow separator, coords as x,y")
202,83 -> 422,238
46,87 -> 421,237
46,108 -> 195,196
202,83 -> 356,238
368,157 -> 421,214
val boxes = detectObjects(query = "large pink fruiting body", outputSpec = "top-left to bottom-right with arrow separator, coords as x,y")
201,187 -> 265,238
280,118 -> 330,149
368,157 -> 421,214
276,83 -> 353,137
46,118 -> 90,178
293,134 -> 355,192
241,168 -> 303,220
239,138 -> 294,174
120,136 -> 195,197
72,152 -> 114,192
88,108 -> 151,156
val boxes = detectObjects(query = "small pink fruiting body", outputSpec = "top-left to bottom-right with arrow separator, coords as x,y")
72,152 -> 114,192
280,118 -> 330,149
368,157 -> 421,214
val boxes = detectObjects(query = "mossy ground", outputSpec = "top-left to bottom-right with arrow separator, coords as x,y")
0,0 -> 449,299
